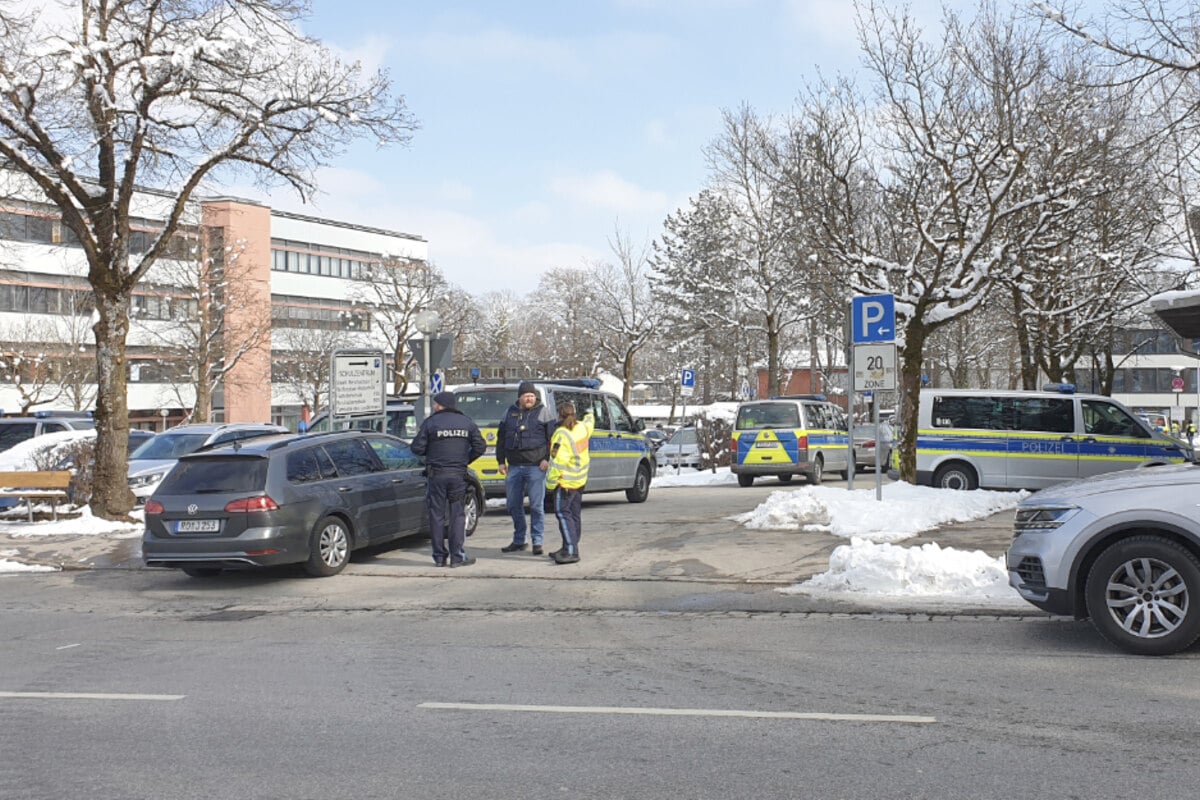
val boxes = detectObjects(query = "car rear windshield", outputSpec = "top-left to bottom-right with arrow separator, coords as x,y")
455,389 -> 515,427
736,404 -> 801,430
131,432 -> 211,460
156,456 -> 269,494
669,428 -> 698,445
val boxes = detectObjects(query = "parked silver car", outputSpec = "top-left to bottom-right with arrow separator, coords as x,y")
656,427 -> 702,470
128,422 -> 288,502
1008,462 -> 1200,655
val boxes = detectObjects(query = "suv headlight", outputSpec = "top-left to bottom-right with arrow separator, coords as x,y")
129,471 -> 166,489
1013,506 -> 1080,535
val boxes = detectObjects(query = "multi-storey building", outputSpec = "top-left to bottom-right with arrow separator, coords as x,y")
0,177 -> 426,430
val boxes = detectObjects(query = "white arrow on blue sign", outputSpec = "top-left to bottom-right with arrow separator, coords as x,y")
681,369 -> 696,388
851,294 -> 896,344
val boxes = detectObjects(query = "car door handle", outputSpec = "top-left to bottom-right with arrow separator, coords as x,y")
391,477 -> 407,484
337,486 -> 353,492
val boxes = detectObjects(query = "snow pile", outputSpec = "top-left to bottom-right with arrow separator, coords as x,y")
0,549 -> 57,574
785,537 -> 1021,603
733,481 -> 1025,543
0,429 -> 95,470
0,506 -> 143,538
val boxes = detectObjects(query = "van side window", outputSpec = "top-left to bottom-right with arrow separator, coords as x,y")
1012,398 -> 1073,434
605,397 -> 635,433
931,396 -> 1009,430
1082,400 -> 1148,438
803,403 -> 825,430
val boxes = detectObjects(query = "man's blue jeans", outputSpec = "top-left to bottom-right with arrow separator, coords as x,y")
505,464 -> 546,546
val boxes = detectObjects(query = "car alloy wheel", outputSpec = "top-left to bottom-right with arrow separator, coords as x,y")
305,516 -> 351,577
1085,535 -> 1200,656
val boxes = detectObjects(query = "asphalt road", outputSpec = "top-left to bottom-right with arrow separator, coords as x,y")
3,601 -> 1196,800
4,481 -> 1193,798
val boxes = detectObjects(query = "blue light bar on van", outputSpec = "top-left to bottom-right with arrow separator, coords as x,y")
770,394 -> 827,401
1042,383 -> 1076,394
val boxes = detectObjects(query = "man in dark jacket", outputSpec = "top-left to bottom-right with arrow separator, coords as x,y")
495,380 -> 556,554
411,391 -> 486,567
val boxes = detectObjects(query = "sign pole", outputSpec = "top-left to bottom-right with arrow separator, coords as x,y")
846,316 -> 855,491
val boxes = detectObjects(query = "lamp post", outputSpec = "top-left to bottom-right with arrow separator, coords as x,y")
414,309 -> 441,420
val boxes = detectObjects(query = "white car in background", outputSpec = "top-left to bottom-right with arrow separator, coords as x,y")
127,422 -> 287,502
656,427 -> 703,470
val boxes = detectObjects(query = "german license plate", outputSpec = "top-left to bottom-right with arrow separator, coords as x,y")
176,519 -> 220,533
755,441 -> 776,448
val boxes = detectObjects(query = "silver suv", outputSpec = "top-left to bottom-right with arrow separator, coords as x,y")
1007,462 -> 1200,655
128,422 -> 287,502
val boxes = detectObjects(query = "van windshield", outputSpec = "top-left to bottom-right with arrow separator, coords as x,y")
456,389 -> 516,427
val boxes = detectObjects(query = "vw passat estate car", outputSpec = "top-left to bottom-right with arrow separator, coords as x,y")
142,431 -> 484,578
1008,461 -> 1200,655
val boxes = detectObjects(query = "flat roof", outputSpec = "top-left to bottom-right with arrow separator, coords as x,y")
1150,290 -> 1200,340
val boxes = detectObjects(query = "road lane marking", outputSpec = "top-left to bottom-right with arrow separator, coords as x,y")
0,692 -> 185,701
418,702 -> 934,724
55,643 -> 81,651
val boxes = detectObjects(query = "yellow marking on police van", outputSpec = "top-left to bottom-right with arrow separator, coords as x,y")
741,429 -> 793,466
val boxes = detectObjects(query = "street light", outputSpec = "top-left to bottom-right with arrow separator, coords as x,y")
414,310 -> 441,419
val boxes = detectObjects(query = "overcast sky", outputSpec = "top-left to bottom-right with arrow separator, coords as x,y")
226,1 -> 1101,296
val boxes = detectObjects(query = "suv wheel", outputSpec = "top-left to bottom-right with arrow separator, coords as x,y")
1085,535 -> 1200,656
625,464 -> 651,503
807,456 -> 824,485
305,516 -> 351,577
737,474 -> 754,487
934,462 -> 977,491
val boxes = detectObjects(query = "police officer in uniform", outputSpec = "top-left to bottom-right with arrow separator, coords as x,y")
410,391 -> 486,567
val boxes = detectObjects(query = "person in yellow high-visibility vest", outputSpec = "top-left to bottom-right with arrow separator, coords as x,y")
545,402 -> 594,564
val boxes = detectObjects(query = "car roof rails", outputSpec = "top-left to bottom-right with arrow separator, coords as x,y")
33,409 -> 94,418
536,378 -> 601,389
767,394 -> 828,402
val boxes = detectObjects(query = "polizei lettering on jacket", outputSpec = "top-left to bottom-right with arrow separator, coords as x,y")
436,429 -> 472,438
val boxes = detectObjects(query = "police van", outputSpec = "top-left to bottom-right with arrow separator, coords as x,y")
731,396 -> 852,487
909,384 -> 1190,490
453,379 -> 655,503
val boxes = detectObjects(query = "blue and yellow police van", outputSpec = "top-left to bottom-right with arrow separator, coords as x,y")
906,384 -> 1191,490
453,379 -> 655,503
731,395 -> 852,487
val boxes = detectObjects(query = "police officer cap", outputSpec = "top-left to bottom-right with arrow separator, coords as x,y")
517,381 -> 537,397
432,391 -> 457,410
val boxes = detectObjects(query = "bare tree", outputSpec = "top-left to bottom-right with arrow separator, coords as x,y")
0,0 -> 416,518
526,267 -> 601,379
814,3 -> 1079,482
0,327 -> 68,412
351,257 -> 441,394
137,225 -> 271,421
588,228 -> 658,405
274,326 -> 366,416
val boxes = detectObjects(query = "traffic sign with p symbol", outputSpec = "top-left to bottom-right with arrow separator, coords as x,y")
852,294 -> 896,344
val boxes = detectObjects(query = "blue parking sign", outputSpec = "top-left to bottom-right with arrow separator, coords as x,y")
681,369 -> 695,388
851,295 -> 896,344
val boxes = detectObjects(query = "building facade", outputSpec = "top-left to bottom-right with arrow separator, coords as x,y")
0,178 -> 426,430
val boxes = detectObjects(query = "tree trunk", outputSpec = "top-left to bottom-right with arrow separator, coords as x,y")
90,290 -> 136,520
766,312 -> 779,397
193,379 -> 211,424
896,325 -> 928,484
1011,285 -> 1038,390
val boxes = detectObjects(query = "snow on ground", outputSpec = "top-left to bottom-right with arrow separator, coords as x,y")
0,464 -> 1028,605
657,467 -> 1026,603
0,549 -> 57,574
0,429 -> 95,470
731,480 -> 1026,543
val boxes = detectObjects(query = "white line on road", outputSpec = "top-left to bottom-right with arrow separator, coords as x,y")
55,643 -> 81,650
0,691 -> 185,701
419,702 -> 934,724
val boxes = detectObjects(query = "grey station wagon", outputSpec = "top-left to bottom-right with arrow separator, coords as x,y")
141,431 -> 484,578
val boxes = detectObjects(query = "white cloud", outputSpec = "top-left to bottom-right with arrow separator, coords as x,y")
547,169 -> 670,215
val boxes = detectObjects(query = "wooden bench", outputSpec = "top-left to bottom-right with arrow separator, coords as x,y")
0,471 -> 73,522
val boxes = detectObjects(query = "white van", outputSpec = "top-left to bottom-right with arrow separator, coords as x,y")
908,385 -> 1190,490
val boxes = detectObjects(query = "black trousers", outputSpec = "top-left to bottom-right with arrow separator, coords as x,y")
552,487 -> 582,555
426,470 -> 467,564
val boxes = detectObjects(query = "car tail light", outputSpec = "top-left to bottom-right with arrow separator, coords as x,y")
224,496 -> 279,513
863,439 -> 876,448
144,500 -> 164,515
798,435 -> 808,450
729,437 -> 736,453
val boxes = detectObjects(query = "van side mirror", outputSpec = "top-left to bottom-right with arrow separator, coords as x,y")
633,417 -> 645,432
